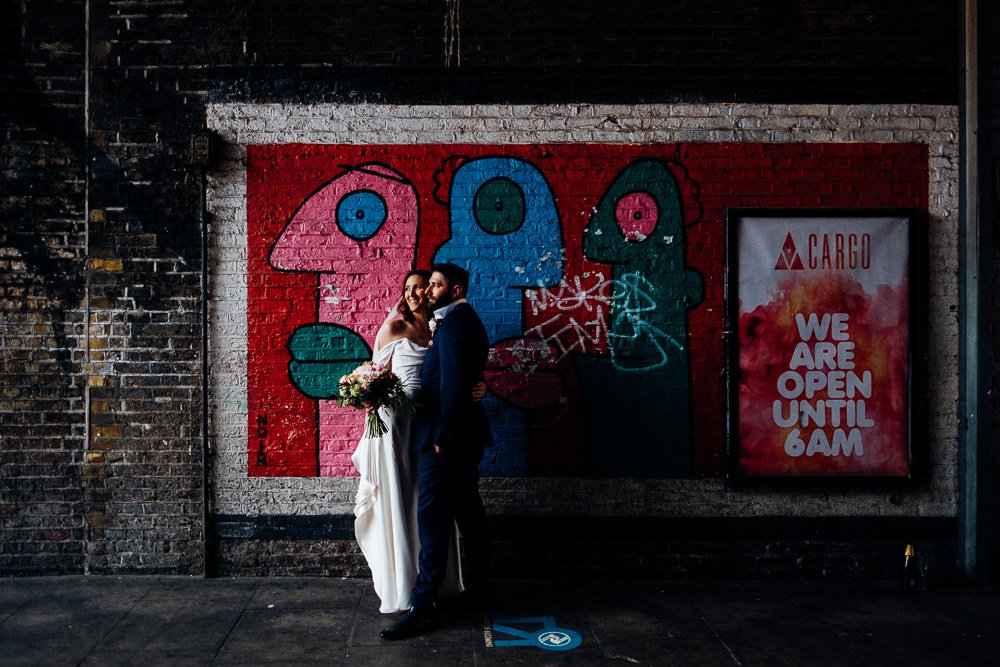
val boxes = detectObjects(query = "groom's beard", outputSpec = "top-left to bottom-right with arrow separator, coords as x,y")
430,291 -> 454,311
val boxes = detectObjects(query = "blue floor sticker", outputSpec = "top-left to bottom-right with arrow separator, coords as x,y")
488,614 -> 583,652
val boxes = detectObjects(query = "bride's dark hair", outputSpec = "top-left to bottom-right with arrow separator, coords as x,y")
400,270 -> 431,322
403,269 -> 431,287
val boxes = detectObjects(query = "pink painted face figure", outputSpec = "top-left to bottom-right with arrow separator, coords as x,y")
403,273 -> 427,313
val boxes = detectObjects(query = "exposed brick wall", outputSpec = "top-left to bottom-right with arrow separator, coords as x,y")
68,0 -> 212,574
1,0 -> 88,575
213,516 -> 958,581
1,0 -> 979,578
219,0 -> 960,104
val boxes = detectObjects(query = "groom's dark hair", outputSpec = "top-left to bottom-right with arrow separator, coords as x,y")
431,262 -> 470,292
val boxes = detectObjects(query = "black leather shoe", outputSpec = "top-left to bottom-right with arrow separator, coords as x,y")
379,606 -> 436,640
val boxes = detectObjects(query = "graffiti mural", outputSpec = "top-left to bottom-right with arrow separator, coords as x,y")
244,143 -> 929,479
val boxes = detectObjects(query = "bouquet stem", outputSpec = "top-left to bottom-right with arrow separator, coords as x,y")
366,410 -> 387,438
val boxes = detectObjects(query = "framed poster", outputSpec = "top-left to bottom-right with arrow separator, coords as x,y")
725,209 -> 919,482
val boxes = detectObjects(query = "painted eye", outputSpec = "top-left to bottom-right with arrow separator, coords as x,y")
336,190 -> 387,240
474,177 -> 525,234
615,192 -> 658,241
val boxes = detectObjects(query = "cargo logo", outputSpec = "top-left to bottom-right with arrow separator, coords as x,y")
776,232 -> 872,271
774,232 -> 804,270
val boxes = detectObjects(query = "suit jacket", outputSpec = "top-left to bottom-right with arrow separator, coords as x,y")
413,301 -> 492,456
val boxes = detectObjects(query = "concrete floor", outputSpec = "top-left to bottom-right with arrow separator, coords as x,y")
1,575 -> 997,665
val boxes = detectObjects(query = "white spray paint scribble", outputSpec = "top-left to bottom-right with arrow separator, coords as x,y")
524,272 -> 684,372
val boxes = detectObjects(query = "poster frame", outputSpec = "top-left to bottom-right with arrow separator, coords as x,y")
724,208 -> 925,487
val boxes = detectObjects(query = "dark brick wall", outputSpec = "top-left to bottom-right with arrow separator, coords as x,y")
0,0 -> 973,577
83,0 -> 208,574
217,0 -> 961,104
1,0 -> 88,575
213,515 -> 957,582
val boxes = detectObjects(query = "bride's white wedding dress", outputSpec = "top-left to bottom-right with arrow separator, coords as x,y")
352,336 -> 463,613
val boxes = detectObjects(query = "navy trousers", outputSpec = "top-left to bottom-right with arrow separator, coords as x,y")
410,446 -> 491,611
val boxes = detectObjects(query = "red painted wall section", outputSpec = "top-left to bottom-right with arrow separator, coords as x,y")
245,143 -> 929,479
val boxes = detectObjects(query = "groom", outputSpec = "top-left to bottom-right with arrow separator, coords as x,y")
380,263 -> 493,641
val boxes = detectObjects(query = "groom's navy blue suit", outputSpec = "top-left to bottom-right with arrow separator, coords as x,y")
410,300 -> 492,611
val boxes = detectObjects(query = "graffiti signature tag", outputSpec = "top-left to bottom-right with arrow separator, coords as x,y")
524,272 -> 683,371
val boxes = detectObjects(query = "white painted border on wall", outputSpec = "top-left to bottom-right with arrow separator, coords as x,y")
206,103 -> 959,518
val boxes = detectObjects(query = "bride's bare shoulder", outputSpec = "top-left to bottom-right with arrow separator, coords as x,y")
374,318 -> 409,352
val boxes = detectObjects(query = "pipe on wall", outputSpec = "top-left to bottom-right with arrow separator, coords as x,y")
958,0 -> 990,582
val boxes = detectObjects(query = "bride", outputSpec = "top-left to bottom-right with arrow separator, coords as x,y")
351,270 -> 469,613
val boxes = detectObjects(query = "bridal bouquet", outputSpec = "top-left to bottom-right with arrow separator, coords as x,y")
335,361 -> 410,438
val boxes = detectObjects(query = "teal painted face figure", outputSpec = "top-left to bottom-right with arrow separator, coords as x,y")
579,160 -> 704,477
584,159 -> 703,370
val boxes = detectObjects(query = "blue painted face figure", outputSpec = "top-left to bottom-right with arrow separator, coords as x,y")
433,157 -> 565,475
434,157 -> 564,342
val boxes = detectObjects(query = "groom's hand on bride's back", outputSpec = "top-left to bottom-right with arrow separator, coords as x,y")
471,380 -> 487,401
